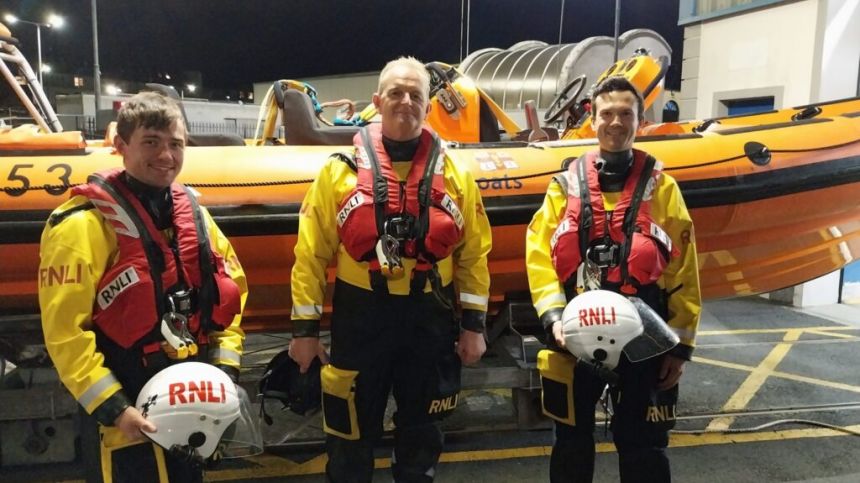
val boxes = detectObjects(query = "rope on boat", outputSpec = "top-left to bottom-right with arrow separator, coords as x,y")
1,177 -> 319,195
4,135 -> 860,195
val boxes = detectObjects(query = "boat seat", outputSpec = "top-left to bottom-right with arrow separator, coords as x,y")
278,88 -> 358,146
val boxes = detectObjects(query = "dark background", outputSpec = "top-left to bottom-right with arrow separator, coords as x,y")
1,0 -> 683,93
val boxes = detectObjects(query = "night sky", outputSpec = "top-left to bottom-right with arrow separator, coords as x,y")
2,0 -> 684,92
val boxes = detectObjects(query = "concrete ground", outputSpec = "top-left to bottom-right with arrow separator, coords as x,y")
2,297 -> 860,482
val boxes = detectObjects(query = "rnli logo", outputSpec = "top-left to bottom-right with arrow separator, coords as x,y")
645,404 -> 676,423
428,393 -> 459,414
567,173 -> 580,197
168,380 -> 228,406
96,267 -> 140,310
475,151 -> 518,172
140,394 -> 157,418
578,306 -> 616,326
550,219 -> 570,250
337,193 -> 364,227
356,147 -> 371,169
433,153 -> 445,175
650,223 -> 672,253
643,176 -> 656,201
440,194 -> 464,229
39,264 -> 83,288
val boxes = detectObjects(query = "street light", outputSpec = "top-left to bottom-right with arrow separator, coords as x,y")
2,13 -> 64,86
182,83 -> 196,98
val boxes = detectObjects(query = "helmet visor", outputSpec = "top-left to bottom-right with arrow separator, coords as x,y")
219,385 -> 264,458
622,297 -> 680,363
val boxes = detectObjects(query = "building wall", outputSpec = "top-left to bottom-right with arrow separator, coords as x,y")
681,0 -> 860,306
56,93 -> 262,133
814,0 -> 860,101
694,0 -> 820,118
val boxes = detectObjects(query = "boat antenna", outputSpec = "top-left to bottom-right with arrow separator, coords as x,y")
613,0 -> 621,62
556,0 -> 565,98
465,0 -> 471,59
460,0 -> 465,61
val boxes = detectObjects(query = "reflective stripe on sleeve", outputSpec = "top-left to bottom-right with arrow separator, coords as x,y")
291,304 -> 323,318
535,293 -> 567,314
672,326 -> 697,341
209,347 -> 241,365
78,373 -> 121,409
459,292 -> 488,307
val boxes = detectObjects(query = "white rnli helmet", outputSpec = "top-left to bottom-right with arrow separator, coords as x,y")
136,362 -> 263,460
562,290 -> 679,370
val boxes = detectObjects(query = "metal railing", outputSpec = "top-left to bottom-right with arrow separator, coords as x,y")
14,115 -> 286,141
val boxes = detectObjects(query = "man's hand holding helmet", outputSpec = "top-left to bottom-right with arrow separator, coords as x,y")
114,406 -> 157,442
540,307 -> 566,349
559,290 -> 680,384
134,362 -> 263,461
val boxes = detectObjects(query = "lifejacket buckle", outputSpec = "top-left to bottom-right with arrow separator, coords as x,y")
586,243 -> 619,268
384,215 -> 415,242
376,234 -> 404,279
160,312 -> 198,360
166,289 -> 195,317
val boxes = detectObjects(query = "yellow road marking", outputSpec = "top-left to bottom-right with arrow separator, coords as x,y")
208,454 -> 328,480
698,326 -> 859,336
693,356 -> 860,394
804,329 -> 859,339
206,424 -> 860,479
706,329 -> 802,431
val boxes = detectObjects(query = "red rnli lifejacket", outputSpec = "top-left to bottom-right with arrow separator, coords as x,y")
550,149 -> 679,289
72,168 -> 241,349
336,124 -> 464,265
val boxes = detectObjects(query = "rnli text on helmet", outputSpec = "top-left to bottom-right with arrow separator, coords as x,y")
168,380 -> 228,405
579,307 -> 617,327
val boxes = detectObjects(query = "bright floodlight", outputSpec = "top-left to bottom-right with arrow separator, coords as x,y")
47,14 -> 64,29
3,14 -> 18,24
186,84 -> 196,93
106,84 -> 121,95
40,63 -> 52,73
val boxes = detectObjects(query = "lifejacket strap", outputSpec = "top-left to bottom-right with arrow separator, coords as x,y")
48,201 -> 94,227
426,265 -> 455,311
619,154 -> 657,285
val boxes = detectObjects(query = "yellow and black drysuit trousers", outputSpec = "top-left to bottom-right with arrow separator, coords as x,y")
322,280 -> 461,483
79,409 -> 203,483
541,287 -> 678,483
544,352 -> 678,483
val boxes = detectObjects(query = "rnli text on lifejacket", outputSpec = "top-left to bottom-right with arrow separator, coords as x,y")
96,267 -> 140,310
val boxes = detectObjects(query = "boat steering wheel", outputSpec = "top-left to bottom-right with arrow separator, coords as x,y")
544,74 -> 587,124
